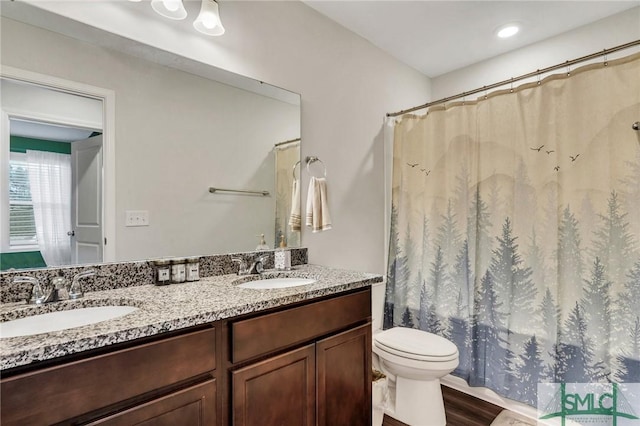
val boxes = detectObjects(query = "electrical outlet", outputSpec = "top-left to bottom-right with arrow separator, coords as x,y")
125,210 -> 149,227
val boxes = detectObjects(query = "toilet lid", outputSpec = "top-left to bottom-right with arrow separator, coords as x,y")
374,327 -> 458,361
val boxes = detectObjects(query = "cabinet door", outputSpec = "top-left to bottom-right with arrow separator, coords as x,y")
232,344 -> 315,426
316,323 -> 372,426
88,379 -> 216,425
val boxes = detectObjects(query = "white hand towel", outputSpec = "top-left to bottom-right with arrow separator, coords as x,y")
305,176 -> 332,232
288,179 -> 301,231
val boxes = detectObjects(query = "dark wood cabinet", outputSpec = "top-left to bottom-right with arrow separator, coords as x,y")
232,344 -> 316,426
316,324 -> 372,426
230,290 -> 371,364
0,327 -> 216,426
228,288 -> 372,426
89,379 -> 216,425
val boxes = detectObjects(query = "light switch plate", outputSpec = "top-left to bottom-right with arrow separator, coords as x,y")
125,210 -> 149,227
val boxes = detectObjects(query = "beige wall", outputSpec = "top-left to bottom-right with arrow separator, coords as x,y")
222,2 -> 432,273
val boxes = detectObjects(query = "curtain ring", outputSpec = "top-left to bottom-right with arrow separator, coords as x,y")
566,64 -> 571,76
603,50 -> 608,66
510,78 -> 514,93
306,156 -> 327,178
536,70 -> 541,85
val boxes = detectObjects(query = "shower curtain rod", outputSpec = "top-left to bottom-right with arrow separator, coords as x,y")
387,39 -> 640,118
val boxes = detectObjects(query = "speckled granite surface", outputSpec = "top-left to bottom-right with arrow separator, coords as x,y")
0,264 -> 381,371
0,248 -> 308,304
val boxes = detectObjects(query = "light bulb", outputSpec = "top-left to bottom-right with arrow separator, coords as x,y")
164,0 -> 179,12
193,0 -> 225,36
201,12 -> 220,29
151,0 -> 187,20
497,25 -> 519,39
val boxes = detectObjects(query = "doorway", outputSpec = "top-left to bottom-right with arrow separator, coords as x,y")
0,72 -> 113,270
7,118 -> 103,268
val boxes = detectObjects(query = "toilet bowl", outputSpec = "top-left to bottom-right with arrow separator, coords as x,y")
373,327 -> 459,426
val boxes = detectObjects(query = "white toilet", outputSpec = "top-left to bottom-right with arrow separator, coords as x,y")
373,327 -> 459,426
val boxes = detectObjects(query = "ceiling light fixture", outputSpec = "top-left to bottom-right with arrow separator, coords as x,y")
151,0 -> 188,20
496,24 -> 519,39
193,0 -> 225,36
138,0 -> 225,36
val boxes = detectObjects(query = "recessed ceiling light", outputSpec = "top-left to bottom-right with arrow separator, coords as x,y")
497,24 -> 519,39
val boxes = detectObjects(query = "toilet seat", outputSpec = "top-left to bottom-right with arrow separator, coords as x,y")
374,327 -> 458,362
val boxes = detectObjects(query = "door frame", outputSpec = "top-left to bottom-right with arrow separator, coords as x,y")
1,65 -> 116,262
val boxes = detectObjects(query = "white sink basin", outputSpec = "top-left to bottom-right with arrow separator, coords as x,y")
237,277 -> 316,290
0,306 -> 139,339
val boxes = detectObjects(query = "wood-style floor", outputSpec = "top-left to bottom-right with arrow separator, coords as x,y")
382,385 -> 503,426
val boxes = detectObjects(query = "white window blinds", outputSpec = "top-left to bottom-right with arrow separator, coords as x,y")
8,153 -> 37,247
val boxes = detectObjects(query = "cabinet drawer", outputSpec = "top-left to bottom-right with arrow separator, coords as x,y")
1,327 -> 216,426
231,288 -> 370,363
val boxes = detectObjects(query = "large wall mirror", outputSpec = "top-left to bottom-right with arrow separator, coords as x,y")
0,2 -> 301,271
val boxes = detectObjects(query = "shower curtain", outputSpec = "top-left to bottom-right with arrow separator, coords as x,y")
384,53 -> 640,406
274,140 -> 300,248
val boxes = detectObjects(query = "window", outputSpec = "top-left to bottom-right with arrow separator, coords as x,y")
8,152 -> 38,248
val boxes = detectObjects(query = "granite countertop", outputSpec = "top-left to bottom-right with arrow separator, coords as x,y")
0,265 -> 382,371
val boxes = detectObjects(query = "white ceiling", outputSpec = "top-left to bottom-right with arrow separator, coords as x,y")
304,1 -> 640,77
5,1 -> 638,83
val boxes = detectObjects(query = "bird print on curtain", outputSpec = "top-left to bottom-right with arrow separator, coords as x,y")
384,53 -> 640,406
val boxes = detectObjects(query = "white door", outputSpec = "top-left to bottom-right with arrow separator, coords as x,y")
71,135 -> 103,264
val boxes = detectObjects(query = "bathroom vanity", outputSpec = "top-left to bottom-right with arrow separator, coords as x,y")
0,263 -> 381,425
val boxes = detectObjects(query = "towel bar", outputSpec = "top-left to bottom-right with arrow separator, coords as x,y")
208,187 -> 269,196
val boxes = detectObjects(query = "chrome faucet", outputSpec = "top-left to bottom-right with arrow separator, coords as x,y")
232,255 -> 267,275
13,276 -> 46,305
12,269 -> 96,305
69,269 -> 97,299
232,257 -> 250,276
43,275 -> 70,303
248,255 -> 267,275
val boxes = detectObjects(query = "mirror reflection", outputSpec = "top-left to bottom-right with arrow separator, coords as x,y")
274,139 -> 301,249
0,5 -> 301,271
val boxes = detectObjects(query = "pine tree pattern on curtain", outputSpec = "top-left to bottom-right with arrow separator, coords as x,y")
384,53 -> 640,406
